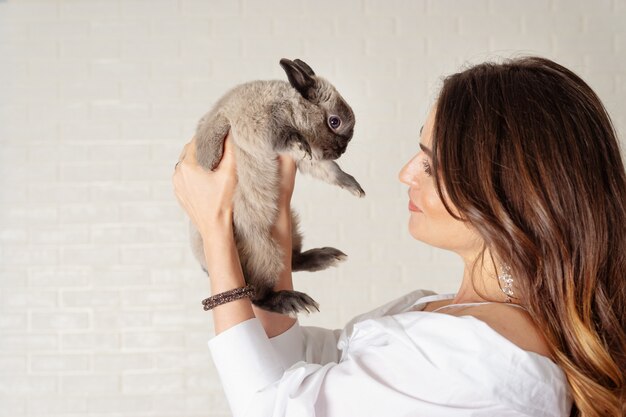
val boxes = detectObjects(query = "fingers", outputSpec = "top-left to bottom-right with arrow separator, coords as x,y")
175,142 -> 190,175
186,137 -> 197,159
218,132 -> 236,170
223,132 -> 234,156
277,153 -> 297,176
175,138 -> 198,173
174,133 -> 236,177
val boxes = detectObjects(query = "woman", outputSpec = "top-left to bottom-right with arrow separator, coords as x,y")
173,56 -> 625,416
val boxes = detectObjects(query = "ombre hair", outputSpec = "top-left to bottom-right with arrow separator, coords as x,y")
432,57 -> 626,417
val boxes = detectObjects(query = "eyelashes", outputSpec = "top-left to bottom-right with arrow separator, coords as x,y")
422,159 -> 433,177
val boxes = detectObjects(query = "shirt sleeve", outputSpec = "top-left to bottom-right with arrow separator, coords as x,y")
208,316 -> 444,417
209,317 -> 332,417
208,290 -> 440,417
267,320 -> 343,369
266,288 -> 435,371
207,316 -> 461,417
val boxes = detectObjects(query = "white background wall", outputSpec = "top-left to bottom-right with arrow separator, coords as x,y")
0,0 -> 624,416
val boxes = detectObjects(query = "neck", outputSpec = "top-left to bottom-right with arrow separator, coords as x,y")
452,247 -> 510,305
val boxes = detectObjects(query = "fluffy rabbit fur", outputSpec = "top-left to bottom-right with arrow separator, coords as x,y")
189,58 -> 364,316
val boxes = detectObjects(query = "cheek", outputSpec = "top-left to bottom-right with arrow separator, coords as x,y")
409,186 -> 476,249
422,188 -> 445,216
410,188 -> 453,235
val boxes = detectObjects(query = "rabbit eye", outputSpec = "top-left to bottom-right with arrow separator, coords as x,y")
328,115 -> 341,129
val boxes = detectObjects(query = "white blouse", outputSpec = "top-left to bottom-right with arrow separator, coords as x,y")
208,289 -> 573,417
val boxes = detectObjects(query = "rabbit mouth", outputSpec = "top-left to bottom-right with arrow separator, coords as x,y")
324,145 -> 348,160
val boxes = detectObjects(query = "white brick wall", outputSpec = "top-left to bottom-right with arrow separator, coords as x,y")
0,0 -> 624,415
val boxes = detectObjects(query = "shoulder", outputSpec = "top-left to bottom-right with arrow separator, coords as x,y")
451,303 -> 554,360
348,310 -> 567,387
342,307 -> 570,416
356,291 -> 553,360
350,311 -> 563,387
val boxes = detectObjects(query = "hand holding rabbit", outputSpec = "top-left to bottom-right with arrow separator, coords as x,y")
173,134 -> 238,236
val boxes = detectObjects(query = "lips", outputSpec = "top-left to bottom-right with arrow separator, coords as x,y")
408,190 -> 422,212
408,200 -> 421,212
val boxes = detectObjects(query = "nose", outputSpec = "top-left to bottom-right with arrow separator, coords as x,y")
398,154 -> 420,186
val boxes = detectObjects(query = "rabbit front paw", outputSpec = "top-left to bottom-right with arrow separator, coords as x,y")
339,173 -> 365,197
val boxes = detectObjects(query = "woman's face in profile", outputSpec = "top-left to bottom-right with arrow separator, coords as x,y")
398,107 -> 482,255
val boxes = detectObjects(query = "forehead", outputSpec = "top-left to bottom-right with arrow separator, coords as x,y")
334,98 -> 354,122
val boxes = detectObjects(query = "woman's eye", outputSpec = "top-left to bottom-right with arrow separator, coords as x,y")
328,116 -> 341,129
422,159 -> 432,177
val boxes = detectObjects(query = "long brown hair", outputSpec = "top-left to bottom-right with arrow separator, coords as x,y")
431,56 -> 626,417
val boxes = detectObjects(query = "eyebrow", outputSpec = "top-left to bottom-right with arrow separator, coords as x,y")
419,125 -> 423,136
419,143 -> 432,156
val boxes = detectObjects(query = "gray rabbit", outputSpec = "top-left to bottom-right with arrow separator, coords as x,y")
190,58 -> 364,316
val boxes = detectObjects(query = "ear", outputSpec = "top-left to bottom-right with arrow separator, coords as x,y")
293,59 -> 315,76
280,58 -> 316,100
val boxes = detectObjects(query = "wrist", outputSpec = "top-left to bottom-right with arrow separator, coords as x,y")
198,211 -> 233,238
277,192 -> 292,209
275,202 -> 291,223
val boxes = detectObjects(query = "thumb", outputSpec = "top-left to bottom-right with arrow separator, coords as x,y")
277,153 -> 296,176
218,132 -> 237,170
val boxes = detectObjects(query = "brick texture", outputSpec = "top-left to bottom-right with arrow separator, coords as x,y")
0,0 -> 624,415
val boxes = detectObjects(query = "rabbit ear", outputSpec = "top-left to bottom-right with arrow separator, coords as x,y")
280,58 -> 316,100
293,59 -> 315,76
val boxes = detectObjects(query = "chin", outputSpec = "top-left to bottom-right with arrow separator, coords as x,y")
409,224 -> 482,255
407,223 -> 424,243
323,151 -> 343,160
408,220 -> 447,249
410,233 -> 451,251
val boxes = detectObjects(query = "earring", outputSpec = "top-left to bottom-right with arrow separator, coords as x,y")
498,264 -> 514,303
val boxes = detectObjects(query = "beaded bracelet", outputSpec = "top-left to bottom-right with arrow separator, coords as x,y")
201,285 -> 256,311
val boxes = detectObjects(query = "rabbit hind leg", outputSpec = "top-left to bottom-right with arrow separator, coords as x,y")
195,112 -> 231,171
288,208 -> 347,271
